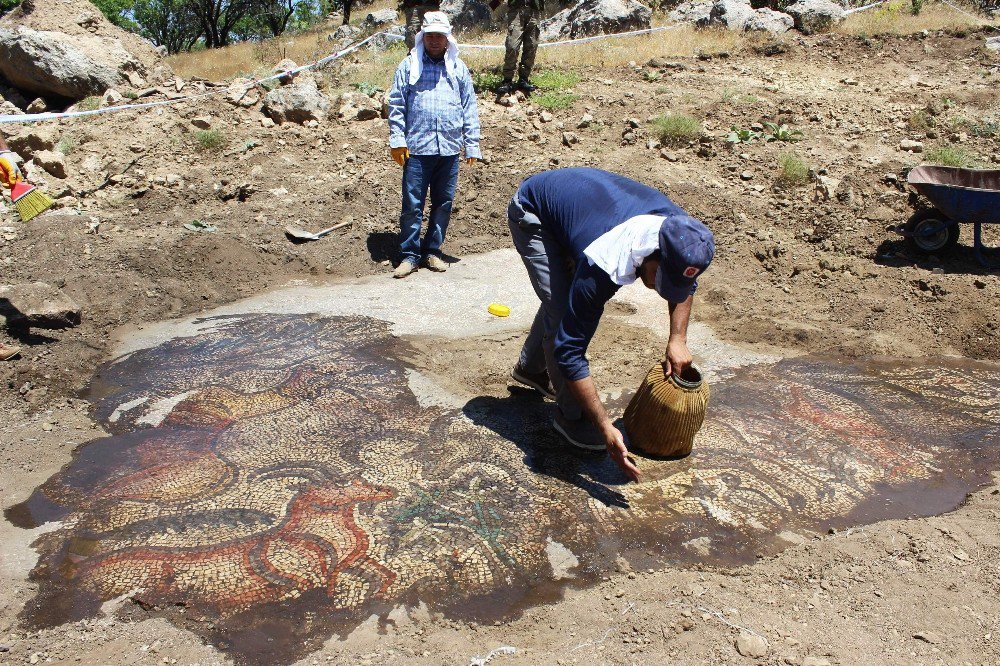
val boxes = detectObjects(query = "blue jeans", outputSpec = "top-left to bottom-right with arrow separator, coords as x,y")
399,154 -> 460,264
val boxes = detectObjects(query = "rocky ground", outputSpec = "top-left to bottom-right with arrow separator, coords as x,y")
1,19 -> 999,666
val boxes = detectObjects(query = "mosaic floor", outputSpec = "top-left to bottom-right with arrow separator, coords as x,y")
6,314 -> 999,665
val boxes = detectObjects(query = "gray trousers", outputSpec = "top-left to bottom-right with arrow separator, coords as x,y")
507,195 -> 583,420
404,4 -> 440,50
503,5 -> 541,82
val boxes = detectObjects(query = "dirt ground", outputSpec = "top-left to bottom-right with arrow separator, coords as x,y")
1,24 -> 999,666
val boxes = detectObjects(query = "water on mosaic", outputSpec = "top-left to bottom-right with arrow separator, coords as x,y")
7,314 -> 999,664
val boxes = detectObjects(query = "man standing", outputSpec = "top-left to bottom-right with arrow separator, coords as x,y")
400,0 -> 441,50
387,12 -> 481,278
0,131 -> 23,361
489,0 -> 544,94
507,168 -> 715,482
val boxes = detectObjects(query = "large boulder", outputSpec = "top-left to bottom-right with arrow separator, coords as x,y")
262,76 -> 331,124
669,0 -> 712,24
367,25 -> 405,51
361,9 -> 398,30
541,0 -> 652,41
0,0 -> 165,100
0,282 -> 81,330
0,26 -> 146,100
441,0 -> 493,31
784,0 -> 845,34
746,7 -> 793,34
328,23 -> 361,43
697,0 -> 755,30
5,125 -> 60,159
336,91 -> 380,121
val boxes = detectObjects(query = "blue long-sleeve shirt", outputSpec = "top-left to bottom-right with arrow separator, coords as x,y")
387,52 -> 482,159
517,168 -> 691,381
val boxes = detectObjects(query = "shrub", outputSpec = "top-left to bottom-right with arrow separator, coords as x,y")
56,136 -> 76,156
194,129 -> 227,152
908,109 -> 935,131
763,122 -> 803,142
777,153 -> 809,187
651,113 -> 701,146
924,146 -> 979,167
726,126 -> 761,144
950,116 -> 999,138
351,81 -> 383,97
534,92 -> 578,111
77,96 -> 101,112
472,69 -> 503,93
532,70 -> 580,91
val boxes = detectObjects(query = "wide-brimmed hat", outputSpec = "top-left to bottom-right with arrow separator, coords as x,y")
421,11 -> 452,34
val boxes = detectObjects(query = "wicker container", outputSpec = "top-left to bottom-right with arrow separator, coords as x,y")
623,363 -> 710,458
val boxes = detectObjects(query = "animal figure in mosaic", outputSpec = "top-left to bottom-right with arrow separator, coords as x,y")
8,314 -> 998,666
69,478 -> 395,615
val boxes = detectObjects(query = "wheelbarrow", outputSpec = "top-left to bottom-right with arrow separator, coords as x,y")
894,165 -> 1000,267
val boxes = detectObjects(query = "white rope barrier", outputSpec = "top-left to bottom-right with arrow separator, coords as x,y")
0,22 -> 684,125
844,0 -> 890,15
460,23 -> 679,50
4,1 -> 989,126
939,0 -> 992,20
0,30 -> 390,125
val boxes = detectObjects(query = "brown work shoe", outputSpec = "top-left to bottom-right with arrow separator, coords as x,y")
511,365 -> 555,400
423,254 -> 448,272
393,260 -> 418,279
0,343 -> 22,361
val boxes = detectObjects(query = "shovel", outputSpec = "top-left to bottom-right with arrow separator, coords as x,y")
284,220 -> 351,242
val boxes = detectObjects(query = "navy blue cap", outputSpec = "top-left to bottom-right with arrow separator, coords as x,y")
655,215 -> 715,303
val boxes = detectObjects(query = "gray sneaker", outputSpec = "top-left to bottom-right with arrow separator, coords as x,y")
393,260 -> 418,279
553,412 -> 606,451
423,254 -> 448,272
511,365 -> 556,400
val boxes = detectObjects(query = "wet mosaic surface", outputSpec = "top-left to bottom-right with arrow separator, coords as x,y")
6,314 -> 1000,665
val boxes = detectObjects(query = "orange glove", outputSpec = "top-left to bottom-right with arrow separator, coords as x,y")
0,151 -> 23,188
466,157 -> 476,166
391,147 -> 410,166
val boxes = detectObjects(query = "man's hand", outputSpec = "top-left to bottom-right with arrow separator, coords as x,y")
602,422 -> 641,483
0,151 -> 23,188
566,375 -> 642,483
465,157 -> 476,166
664,337 -> 693,377
391,146 -> 410,166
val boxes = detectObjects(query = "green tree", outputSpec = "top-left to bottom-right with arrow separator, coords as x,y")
91,0 -> 138,28
189,0 -> 259,47
0,0 -> 20,16
133,0 -> 203,53
232,0 -> 323,41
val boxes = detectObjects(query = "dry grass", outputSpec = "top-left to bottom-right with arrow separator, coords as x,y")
837,1 -> 989,36
166,2 -> 988,84
166,0 -> 399,81
461,23 -> 750,73
167,11 -> 754,84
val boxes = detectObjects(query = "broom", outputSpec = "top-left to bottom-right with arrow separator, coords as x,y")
9,179 -> 54,222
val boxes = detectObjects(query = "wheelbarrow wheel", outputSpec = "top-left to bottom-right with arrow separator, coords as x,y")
904,209 -> 960,254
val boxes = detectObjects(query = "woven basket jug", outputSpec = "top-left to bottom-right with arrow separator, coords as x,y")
623,363 -> 710,457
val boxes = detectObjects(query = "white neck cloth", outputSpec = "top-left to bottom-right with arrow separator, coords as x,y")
408,30 -> 460,85
583,215 -> 664,286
